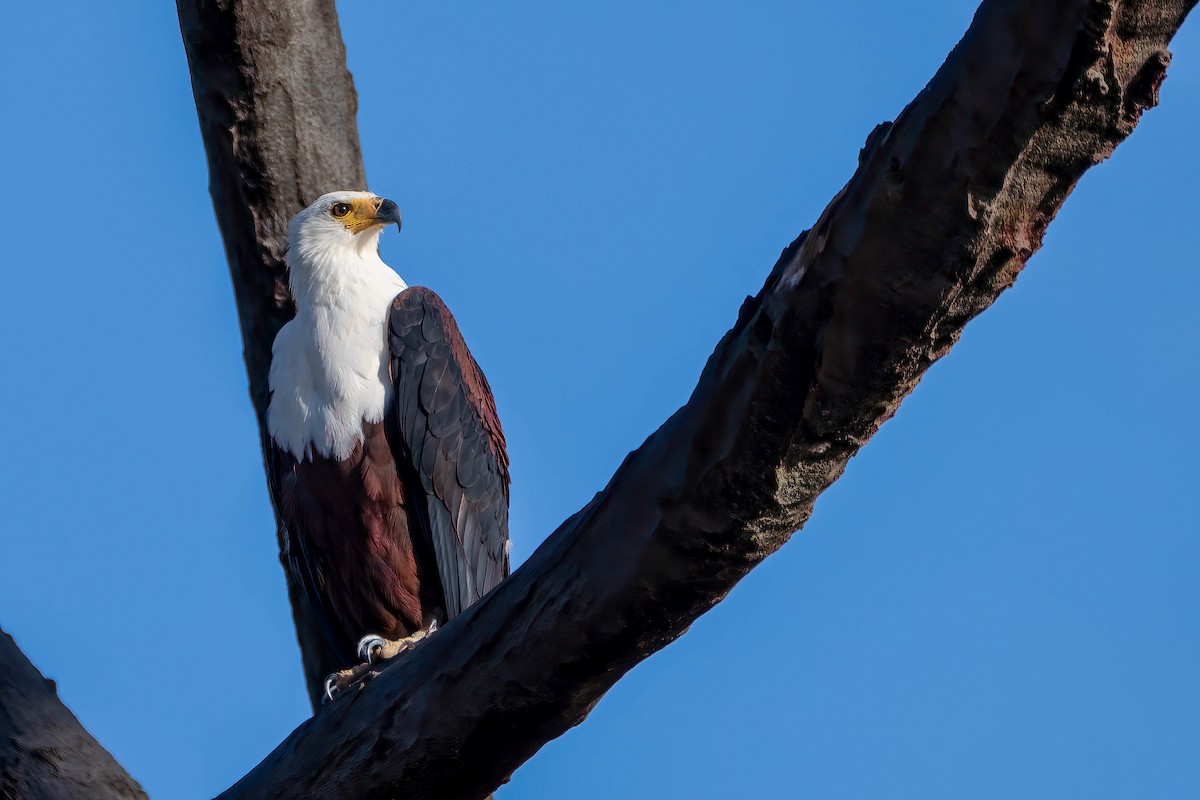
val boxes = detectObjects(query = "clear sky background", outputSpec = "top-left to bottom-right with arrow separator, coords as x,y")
1,2 -> 1197,798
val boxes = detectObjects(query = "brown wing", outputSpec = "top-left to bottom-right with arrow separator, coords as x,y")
389,287 -> 510,620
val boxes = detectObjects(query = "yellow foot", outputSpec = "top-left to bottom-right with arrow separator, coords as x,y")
321,622 -> 439,704
322,662 -> 380,703
356,620 -> 437,665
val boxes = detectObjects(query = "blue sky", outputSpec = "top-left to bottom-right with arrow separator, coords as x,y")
1,2 -> 1197,798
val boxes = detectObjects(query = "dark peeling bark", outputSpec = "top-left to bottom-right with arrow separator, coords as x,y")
175,0 -> 368,708
201,1 -> 1196,799
0,629 -> 146,800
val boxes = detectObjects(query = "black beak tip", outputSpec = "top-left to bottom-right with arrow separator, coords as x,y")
378,198 -> 402,230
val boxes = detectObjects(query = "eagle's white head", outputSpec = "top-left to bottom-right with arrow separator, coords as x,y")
286,190 -> 404,307
268,190 -> 409,460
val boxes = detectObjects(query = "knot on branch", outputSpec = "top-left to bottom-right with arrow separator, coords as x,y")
1122,50 -> 1172,131
857,121 -> 893,167
1066,0 -> 1120,108
1083,0 -> 1118,44
1082,58 -> 1115,100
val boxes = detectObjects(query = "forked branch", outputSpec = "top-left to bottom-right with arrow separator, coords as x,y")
0,1 -> 1190,799
199,1 -> 1195,799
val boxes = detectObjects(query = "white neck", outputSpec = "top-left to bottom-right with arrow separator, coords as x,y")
267,231 -> 407,460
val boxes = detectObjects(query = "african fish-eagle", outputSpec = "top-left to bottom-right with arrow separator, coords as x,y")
266,191 -> 510,707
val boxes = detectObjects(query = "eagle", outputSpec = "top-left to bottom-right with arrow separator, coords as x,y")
266,191 -> 510,707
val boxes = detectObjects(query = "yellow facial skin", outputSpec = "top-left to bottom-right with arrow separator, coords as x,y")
330,196 -> 388,234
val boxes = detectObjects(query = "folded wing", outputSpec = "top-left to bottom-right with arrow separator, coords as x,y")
389,287 -> 510,620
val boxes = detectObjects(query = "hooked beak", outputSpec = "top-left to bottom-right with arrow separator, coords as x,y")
375,198 -> 402,231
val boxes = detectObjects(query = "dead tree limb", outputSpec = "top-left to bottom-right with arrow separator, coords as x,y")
175,0 -> 368,707
187,1 -> 1196,799
0,628 -> 146,800
0,0 -> 1192,798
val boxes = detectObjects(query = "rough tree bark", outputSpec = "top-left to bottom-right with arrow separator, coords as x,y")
0,630 -> 146,799
0,0 -> 1193,798
208,0 -> 1197,797
174,0 -> 368,706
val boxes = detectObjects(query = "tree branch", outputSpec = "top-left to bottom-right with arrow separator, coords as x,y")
175,0 -> 368,707
0,628 -> 146,800
196,1 -> 1196,799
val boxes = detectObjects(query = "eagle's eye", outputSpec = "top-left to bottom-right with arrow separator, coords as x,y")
330,202 -> 352,218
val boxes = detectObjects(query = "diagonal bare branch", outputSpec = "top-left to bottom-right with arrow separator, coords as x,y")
193,1 -> 1196,799
0,628 -> 147,800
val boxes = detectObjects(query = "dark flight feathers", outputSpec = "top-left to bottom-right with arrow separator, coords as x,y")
389,287 -> 510,620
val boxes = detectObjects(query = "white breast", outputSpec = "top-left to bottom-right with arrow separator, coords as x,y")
267,250 -> 407,461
